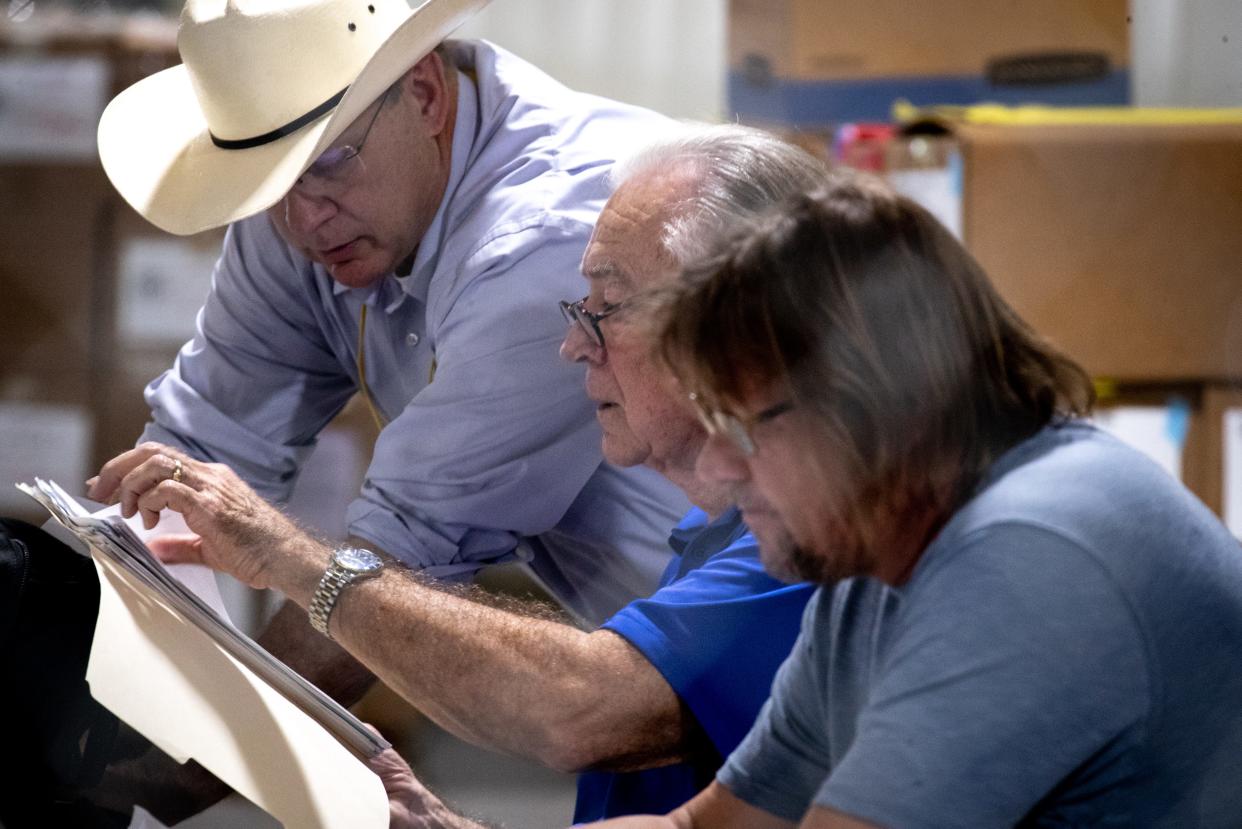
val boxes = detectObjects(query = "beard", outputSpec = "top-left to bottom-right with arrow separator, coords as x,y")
761,515 -> 874,585
790,540 -> 863,584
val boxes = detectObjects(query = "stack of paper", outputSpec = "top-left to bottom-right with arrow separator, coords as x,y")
18,478 -> 390,828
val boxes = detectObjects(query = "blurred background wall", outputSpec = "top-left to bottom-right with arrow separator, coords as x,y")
1131,0 -> 1241,105
457,0 -> 727,120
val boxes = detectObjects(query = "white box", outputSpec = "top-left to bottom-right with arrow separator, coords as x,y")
0,56 -> 109,161
0,402 -> 92,512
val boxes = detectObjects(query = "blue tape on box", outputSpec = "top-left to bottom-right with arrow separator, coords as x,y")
728,70 -> 1131,126
1166,396 -> 1192,448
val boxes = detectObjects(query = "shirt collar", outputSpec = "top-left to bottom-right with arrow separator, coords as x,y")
664,505 -> 747,582
402,68 -> 479,306
667,505 -> 745,557
331,69 -> 481,314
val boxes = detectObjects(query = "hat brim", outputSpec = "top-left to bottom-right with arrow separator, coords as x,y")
98,0 -> 490,236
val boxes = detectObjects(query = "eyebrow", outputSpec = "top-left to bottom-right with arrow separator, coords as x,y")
584,260 -> 635,292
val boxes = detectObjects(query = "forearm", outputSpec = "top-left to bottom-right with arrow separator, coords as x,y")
257,597 -> 377,707
329,566 -> 696,772
585,784 -> 792,829
87,750 -> 231,826
121,458 -> 697,776
587,817 -> 686,829
584,805 -> 699,829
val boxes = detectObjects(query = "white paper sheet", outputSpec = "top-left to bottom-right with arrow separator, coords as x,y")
42,502 -> 232,622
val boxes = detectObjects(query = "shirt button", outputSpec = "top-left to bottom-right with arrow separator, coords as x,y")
406,332 -> 421,347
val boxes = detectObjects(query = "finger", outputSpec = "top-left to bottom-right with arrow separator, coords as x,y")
91,443 -> 174,502
120,455 -> 185,519
148,533 -> 205,566
359,726 -> 401,772
135,479 -> 201,533
366,748 -> 412,786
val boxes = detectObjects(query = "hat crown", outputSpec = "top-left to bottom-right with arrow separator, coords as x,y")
178,0 -> 420,142
97,0 -> 487,236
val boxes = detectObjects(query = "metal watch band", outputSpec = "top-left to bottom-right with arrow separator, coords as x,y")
308,548 -> 381,638
308,567 -> 350,638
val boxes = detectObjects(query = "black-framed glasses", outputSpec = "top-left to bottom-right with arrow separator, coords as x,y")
689,392 -> 795,456
559,296 -> 626,349
294,94 -> 388,196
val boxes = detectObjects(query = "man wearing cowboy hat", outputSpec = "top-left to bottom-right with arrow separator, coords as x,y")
89,0 -> 693,690
92,0 -> 689,629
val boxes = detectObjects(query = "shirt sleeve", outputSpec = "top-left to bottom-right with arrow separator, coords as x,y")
144,214 -> 609,578
603,532 -> 816,756
818,523 -> 1150,829
346,222 -> 609,574
715,589 -> 832,824
141,217 -> 356,503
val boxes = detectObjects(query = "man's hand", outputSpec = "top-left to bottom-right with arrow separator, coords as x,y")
366,735 -> 488,829
88,442 -> 310,590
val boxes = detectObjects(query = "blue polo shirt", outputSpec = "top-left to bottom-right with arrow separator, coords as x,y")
573,506 -> 814,822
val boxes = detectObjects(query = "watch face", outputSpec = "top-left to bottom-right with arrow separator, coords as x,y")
334,547 -> 384,574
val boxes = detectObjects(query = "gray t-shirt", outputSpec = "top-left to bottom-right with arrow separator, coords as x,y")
719,421 -> 1242,827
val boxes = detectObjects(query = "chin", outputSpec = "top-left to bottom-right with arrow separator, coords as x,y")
600,435 -> 651,469
759,551 -> 804,584
752,527 -> 798,582
758,526 -> 850,585
328,264 -> 386,290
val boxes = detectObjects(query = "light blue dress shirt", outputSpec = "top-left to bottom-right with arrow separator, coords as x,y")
140,40 -> 688,624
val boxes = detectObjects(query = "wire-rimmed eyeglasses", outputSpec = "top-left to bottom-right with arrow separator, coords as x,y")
688,392 -> 795,456
292,93 -> 389,197
559,296 -> 627,349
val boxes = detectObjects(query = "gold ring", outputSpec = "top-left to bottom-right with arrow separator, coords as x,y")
172,458 -> 183,484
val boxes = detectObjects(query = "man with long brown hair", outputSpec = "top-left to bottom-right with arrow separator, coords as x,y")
590,174 -> 1242,828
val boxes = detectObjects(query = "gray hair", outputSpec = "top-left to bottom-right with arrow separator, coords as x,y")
609,123 -> 831,265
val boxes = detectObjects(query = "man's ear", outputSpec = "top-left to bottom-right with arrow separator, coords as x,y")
401,50 -> 452,136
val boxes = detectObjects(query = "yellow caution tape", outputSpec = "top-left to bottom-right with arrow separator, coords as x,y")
893,100 -> 1242,127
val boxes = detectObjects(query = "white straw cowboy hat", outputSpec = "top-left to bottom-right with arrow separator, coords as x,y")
98,0 -> 490,236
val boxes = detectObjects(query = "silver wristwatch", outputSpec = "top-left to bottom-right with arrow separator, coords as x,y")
308,546 -> 385,638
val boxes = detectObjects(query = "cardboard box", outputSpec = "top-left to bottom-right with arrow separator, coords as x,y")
958,120 -> 1242,382
729,0 -> 1130,126
0,165 -> 112,403
0,19 -> 188,476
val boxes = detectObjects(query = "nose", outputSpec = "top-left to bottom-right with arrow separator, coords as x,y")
695,430 -> 749,485
559,319 -> 605,365
281,185 -> 338,238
